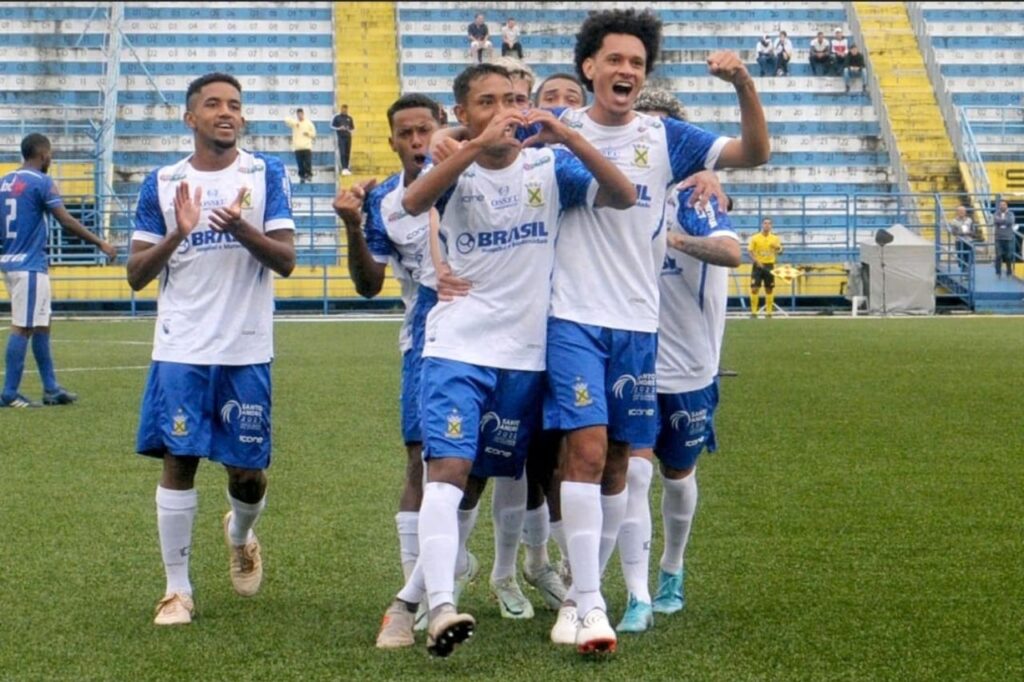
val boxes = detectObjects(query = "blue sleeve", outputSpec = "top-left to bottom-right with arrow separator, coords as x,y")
362,185 -> 394,259
664,118 -> 720,183
554,149 -> 594,212
133,171 -> 166,237
259,154 -> 294,224
675,189 -> 731,237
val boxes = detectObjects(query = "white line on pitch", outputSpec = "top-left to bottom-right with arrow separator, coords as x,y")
51,339 -> 152,345
0,365 -> 149,376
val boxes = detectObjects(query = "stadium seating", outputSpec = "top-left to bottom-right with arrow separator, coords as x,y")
0,2 -> 339,263
396,2 -> 898,253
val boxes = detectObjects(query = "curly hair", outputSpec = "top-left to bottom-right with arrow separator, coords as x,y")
634,86 -> 687,121
573,9 -> 663,92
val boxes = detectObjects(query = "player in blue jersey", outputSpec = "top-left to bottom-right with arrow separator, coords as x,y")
374,63 -> 636,658
0,133 -> 117,408
545,9 -> 768,651
126,73 -> 296,626
333,93 -> 443,619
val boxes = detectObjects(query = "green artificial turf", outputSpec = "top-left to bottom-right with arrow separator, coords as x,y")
0,317 -> 1020,681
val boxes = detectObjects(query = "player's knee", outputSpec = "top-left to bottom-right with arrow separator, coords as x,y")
426,456 -> 472,490
661,462 -> 695,480
460,474 -> 486,508
161,453 -> 200,489
563,430 -> 607,481
226,466 -> 267,501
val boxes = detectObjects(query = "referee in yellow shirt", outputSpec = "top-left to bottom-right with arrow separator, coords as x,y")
285,108 -> 316,183
748,218 -> 783,318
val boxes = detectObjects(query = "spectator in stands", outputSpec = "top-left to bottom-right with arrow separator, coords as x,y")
830,28 -> 849,76
774,30 -> 794,76
809,31 -> 832,76
947,205 -> 978,271
501,17 -> 523,59
467,13 -> 492,64
844,44 -> 866,93
992,199 -> 1017,276
534,72 -> 587,109
755,34 -> 775,77
285,108 -> 316,183
331,105 -> 354,176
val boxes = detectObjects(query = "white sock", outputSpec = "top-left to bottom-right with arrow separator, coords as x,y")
660,471 -> 698,575
397,558 -> 426,605
156,486 -> 197,596
227,492 -> 265,546
619,457 -> 653,603
550,520 -> 568,561
522,503 -> 551,575
396,511 -> 419,581
455,504 -> 479,576
561,481 -> 604,616
418,481 -> 464,610
597,489 -> 628,577
491,475 -> 527,581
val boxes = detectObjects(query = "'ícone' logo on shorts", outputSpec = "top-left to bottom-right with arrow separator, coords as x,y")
573,377 -> 593,407
446,409 -> 463,439
172,409 -> 189,437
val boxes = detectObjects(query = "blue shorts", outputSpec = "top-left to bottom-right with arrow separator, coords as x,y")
400,286 -> 438,444
136,361 -> 273,470
544,318 -> 658,447
420,357 -> 543,480
654,381 -> 719,471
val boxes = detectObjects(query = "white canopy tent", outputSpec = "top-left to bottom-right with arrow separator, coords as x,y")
858,225 -> 936,315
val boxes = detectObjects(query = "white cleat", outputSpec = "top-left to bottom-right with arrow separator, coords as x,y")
550,604 -> 579,645
576,608 -> 617,655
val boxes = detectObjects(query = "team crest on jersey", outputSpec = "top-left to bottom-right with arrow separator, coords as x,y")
241,188 -> 253,209
446,409 -> 463,439
172,409 -> 189,437
633,144 -> 650,168
573,378 -> 592,407
526,182 -> 544,208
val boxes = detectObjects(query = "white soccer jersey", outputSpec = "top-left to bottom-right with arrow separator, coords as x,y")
424,147 -> 597,371
132,150 -> 295,365
657,189 -> 738,394
550,108 -> 728,333
363,170 -> 437,352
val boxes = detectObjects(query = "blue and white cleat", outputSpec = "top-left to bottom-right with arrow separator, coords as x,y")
652,568 -> 685,615
0,392 -> 41,408
616,593 -> 654,633
43,386 -> 78,405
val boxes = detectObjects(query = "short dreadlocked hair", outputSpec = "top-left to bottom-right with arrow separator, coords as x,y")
573,9 -> 663,92
634,86 -> 687,121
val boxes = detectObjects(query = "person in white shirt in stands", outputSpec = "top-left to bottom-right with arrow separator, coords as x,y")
830,27 -> 849,76
373,62 -> 636,658
809,31 -> 832,76
755,34 -> 776,77
774,30 -> 794,76
127,72 -> 296,627
501,17 -> 523,59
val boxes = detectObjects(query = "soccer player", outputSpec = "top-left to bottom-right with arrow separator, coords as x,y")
374,62 -> 635,657
535,73 -> 587,109
126,72 -> 296,626
545,9 -> 767,652
748,217 -> 783,318
334,92 -> 441,590
617,185 -> 741,634
0,133 -> 117,408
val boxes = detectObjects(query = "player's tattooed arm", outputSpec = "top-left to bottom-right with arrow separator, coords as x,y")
209,187 -> 296,277
334,179 -> 386,298
706,51 -> 770,168
667,233 -> 741,267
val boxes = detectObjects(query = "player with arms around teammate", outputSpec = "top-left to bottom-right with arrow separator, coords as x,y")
333,93 -> 442,592
748,217 -> 782,318
126,72 -> 296,625
374,63 -> 635,658
0,133 -> 117,407
546,9 -> 768,653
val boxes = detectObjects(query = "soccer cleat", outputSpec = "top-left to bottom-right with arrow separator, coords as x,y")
0,393 -> 41,408
223,511 -> 263,597
341,168 -> 352,176
153,592 -> 194,625
42,386 -> 78,405
453,551 -> 478,607
616,593 -> 654,633
554,556 -> 572,588
550,604 -> 579,645
576,608 -> 617,655
523,562 -> 568,611
652,568 -> 685,615
413,600 -> 428,632
376,600 -> 416,649
426,605 -> 475,657
489,575 -> 535,619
